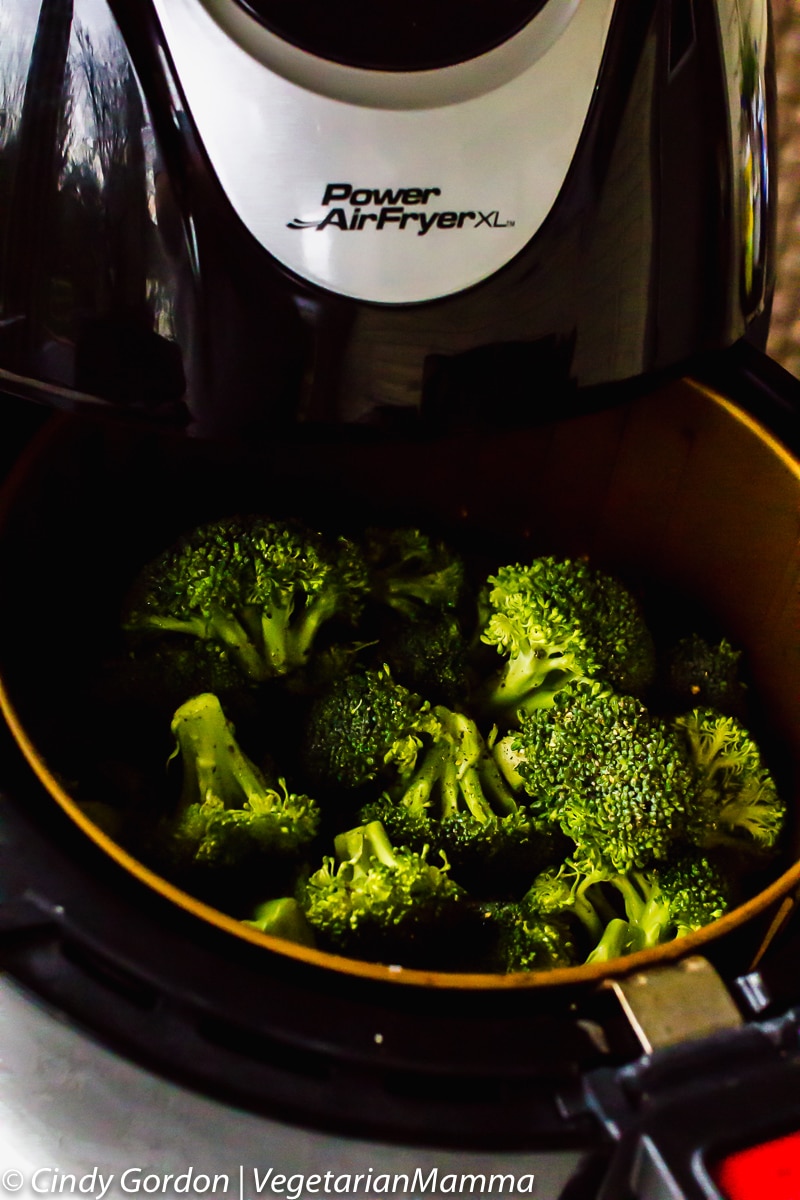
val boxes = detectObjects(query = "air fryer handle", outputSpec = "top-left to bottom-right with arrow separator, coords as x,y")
576,1010 -> 800,1200
558,956 -> 800,1199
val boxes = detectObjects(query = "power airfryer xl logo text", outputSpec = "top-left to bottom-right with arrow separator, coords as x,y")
287,183 -> 514,234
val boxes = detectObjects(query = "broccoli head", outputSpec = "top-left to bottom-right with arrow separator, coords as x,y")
359,698 -> 559,891
123,516 -> 369,682
363,527 -> 466,618
474,901 -> 579,973
300,820 -> 464,961
677,707 -> 785,854
478,557 -> 656,721
523,858 -> 635,964
303,666 -> 441,792
612,847 -> 731,952
664,633 -> 747,718
506,682 -> 697,873
98,637 -> 253,722
376,610 -> 471,708
168,693 -> 320,867
523,844 -> 730,962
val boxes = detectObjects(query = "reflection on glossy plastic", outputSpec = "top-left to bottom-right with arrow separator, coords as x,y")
0,0 -> 189,418
0,0 -> 778,438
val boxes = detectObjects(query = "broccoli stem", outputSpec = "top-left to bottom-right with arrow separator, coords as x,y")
484,648 -> 576,719
395,707 -> 519,827
586,918 -> 633,964
610,873 -> 670,950
170,692 -> 273,812
488,645 -> 552,711
207,614 -> 270,680
571,890 -> 605,945
334,820 -> 404,873
287,592 -> 341,668
492,736 -> 526,791
440,755 -> 462,819
476,750 -> 519,816
245,898 -> 316,947
401,742 -> 450,813
434,709 -> 491,822
258,601 -> 293,675
570,868 -> 619,944
135,614 -> 210,639
459,766 -> 493,824
361,820 -> 400,870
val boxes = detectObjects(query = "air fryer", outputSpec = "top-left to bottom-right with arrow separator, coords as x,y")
0,0 -> 799,1197
0,0 -> 775,429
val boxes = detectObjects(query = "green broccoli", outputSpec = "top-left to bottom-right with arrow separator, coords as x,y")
376,609 -> 471,708
473,901 -> 579,973
300,820 -> 464,961
123,516 -> 369,682
664,633 -> 747,718
363,527 -> 466,617
610,847 -> 730,951
305,668 -> 560,888
361,703 -> 558,890
524,858 -> 636,964
243,897 -> 317,948
478,557 -> 656,720
677,707 -> 785,853
303,666 -> 441,792
167,693 -> 320,867
523,847 -> 730,962
110,514 -> 784,976
504,682 -> 697,873
98,637 -> 253,721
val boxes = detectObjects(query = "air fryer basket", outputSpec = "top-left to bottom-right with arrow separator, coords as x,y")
0,372 -> 797,995
0,371 -> 798,1151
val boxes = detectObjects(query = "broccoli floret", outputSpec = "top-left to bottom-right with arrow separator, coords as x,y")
123,516 -> 369,682
243,897 -> 317,948
377,610 -> 471,708
523,845 -> 729,963
664,634 -> 747,718
363,527 -> 466,617
507,682 -> 696,873
474,901 -> 579,973
677,707 -> 785,853
300,820 -> 464,961
359,702 -> 558,890
167,693 -> 320,866
99,637 -> 253,721
478,557 -> 656,721
611,848 -> 730,951
524,858 -> 635,963
303,666 -> 441,792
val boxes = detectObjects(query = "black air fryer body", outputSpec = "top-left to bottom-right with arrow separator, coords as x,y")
0,0 -> 776,436
1,3 -> 800,1199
